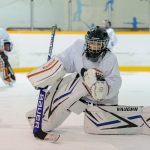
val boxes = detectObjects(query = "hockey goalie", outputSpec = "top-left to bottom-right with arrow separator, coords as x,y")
0,28 -> 15,86
26,26 -> 150,138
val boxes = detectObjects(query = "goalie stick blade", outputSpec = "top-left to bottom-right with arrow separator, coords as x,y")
44,133 -> 60,143
34,129 -> 60,143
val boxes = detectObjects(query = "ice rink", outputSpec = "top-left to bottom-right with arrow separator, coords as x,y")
0,72 -> 150,150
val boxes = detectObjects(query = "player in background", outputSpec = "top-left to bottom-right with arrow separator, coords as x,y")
0,28 -> 15,86
27,26 -> 122,134
103,20 -> 118,50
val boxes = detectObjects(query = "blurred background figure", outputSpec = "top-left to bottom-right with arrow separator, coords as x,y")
104,0 -> 114,11
102,20 -> 118,51
0,28 -> 15,86
73,0 -> 83,21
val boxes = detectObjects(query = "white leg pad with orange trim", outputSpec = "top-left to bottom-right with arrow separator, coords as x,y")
0,57 -> 15,86
27,57 -> 66,88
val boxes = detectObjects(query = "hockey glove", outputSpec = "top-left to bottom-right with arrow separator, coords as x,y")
81,68 -> 109,101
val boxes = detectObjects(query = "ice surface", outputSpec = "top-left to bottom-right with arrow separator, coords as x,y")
0,73 -> 150,150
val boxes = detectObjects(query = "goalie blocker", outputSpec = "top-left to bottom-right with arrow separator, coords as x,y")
27,57 -> 66,89
84,105 -> 150,135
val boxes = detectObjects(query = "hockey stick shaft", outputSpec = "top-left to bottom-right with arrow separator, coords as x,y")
33,26 -> 57,137
47,26 -> 57,61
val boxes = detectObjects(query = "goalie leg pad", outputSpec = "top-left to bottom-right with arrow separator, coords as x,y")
27,72 -> 88,132
42,72 -> 88,132
0,57 -> 15,85
0,57 -> 5,72
142,106 -> 150,135
3,66 -> 15,85
84,105 -> 150,135
68,99 -> 88,115
26,108 -> 36,128
27,57 -> 66,88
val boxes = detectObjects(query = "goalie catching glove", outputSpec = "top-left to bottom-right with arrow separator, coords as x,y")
81,68 -> 109,101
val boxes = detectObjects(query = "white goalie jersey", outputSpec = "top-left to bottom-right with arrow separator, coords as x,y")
57,39 -> 121,105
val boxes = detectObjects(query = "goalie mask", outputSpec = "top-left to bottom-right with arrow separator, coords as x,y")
0,39 -> 13,52
3,39 -> 13,52
85,26 -> 109,62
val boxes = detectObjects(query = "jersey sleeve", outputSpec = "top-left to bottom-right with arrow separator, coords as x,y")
104,53 -> 122,100
57,39 -> 84,73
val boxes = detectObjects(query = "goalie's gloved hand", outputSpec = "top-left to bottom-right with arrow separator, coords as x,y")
81,68 -> 108,101
81,67 -> 105,81
95,69 -> 105,81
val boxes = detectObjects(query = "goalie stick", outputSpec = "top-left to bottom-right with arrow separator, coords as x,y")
33,25 -> 60,142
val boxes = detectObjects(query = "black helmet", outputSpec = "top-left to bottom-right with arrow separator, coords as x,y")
85,26 -> 109,62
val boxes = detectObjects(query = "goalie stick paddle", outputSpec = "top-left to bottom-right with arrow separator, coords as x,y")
33,25 -> 60,142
